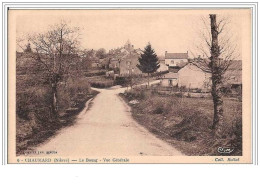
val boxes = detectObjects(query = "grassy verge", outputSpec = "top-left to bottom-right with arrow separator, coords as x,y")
87,76 -> 115,88
16,77 -> 98,155
120,87 -> 242,156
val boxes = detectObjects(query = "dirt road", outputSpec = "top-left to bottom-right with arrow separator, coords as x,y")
34,83 -> 183,156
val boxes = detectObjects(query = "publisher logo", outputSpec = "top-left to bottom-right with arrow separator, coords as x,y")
217,147 -> 234,154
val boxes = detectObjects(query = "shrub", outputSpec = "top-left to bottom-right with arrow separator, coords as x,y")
85,70 -> 106,77
115,76 -> 130,86
90,81 -> 114,88
88,76 -> 114,88
152,105 -> 164,114
16,87 -> 51,120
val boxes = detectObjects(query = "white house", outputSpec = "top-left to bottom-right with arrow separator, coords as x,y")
160,63 -> 211,91
178,63 -> 211,90
165,51 -> 188,67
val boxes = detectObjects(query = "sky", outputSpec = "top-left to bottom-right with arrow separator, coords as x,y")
15,9 -> 248,57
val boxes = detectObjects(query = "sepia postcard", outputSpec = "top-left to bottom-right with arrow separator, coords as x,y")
7,7 -> 254,164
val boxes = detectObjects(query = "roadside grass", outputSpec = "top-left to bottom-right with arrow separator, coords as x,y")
87,75 -> 158,89
120,87 -> 242,156
87,76 -> 115,88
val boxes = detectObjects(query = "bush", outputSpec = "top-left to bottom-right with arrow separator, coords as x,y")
115,76 -> 130,86
16,87 -> 51,120
85,70 -> 106,77
90,81 -> 114,88
88,76 -> 114,88
153,105 -> 164,114
124,88 -> 148,100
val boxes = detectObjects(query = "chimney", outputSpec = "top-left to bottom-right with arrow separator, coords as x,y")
165,51 -> 167,55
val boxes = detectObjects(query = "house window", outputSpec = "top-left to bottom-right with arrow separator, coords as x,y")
171,60 -> 176,66
169,79 -> 173,86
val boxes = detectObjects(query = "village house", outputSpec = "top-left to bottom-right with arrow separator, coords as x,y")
157,58 -> 168,72
124,39 -> 135,52
160,58 -> 242,93
160,51 -> 189,87
223,60 -> 242,94
165,51 -> 189,67
160,62 -> 211,92
109,58 -> 120,69
160,72 -> 179,86
90,58 -> 100,68
107,40 -> 144,76
119,53 -> 142,76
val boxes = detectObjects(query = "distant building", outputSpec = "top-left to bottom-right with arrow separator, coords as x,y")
165,51 -> 189,67
223,60 -> 242,87
119,53 -> 142,76
160,58 -> 242,93
157,59 -> 168,72
160,63 -> 211,91
107,40 -> 144,76
109,58 -> 120,69
124,39 -> 135,52
90,58 -> 100,68
106,70 -> 115,77
160,72 -> 178,87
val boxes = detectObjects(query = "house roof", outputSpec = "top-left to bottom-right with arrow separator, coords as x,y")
224,60 -> 242,85
168,62 -> 188,73
228,60 -> 242,70
160,72 -> 178,79
189,59 -> 242,85
165,52 -> 188,59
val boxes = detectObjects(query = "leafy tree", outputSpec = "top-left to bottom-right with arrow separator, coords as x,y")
96,48 -> 106,59
137,43 -> 160,86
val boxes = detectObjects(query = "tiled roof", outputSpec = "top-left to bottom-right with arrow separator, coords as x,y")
165,53 -> 188,59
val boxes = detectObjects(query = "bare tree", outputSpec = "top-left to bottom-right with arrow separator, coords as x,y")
190,14 -> 239,138
16,36 -> 28,52
29,21 -> 81,116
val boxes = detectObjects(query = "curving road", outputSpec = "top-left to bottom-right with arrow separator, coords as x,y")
33,82 -> 183,156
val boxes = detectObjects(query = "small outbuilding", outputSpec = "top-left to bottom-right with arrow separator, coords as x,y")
160,72 -> 179,87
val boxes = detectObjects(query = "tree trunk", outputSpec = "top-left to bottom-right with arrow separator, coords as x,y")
50,74 -> 59,118
147,73 -> 150,87
210,14 -> 224,138
51,82 -> 58,117
211,73 -> 224,137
